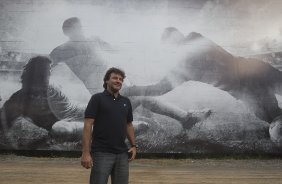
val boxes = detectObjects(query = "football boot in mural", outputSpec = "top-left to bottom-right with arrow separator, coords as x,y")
269,116 -> 282,146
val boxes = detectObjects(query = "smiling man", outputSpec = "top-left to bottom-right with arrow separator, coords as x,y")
81,67 -> 136,184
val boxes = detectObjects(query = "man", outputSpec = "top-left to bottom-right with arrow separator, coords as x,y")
0,56 -> 83,132
50,17 -> 110,94
81,67 -> 136,184
0,56 -> 58,131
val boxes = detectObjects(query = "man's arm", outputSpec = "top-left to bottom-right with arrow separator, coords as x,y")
81,118 -> 94,169
127,122 -> 137,161
49,47 -> 61,67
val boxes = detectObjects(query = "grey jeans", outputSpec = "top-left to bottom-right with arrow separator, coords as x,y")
90,152 -> 129,184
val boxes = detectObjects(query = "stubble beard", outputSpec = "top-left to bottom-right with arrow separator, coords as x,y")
110,85 -> 121,94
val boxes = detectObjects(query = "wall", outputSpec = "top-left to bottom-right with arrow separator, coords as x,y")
0,0 -> 282,154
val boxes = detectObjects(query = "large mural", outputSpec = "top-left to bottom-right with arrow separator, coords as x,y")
0,0 -> 282,154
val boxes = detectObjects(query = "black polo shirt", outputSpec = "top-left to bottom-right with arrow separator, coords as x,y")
84,90 -> 133,154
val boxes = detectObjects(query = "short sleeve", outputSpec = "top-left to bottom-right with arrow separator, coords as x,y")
127,98 -> 133,123
84,94 -> 100,119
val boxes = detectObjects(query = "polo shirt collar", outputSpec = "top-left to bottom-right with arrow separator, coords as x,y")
103,89 -> 121,99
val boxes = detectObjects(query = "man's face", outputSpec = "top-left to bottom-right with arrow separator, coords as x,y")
106,73 -> 123,92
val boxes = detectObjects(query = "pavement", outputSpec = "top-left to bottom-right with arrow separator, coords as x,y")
0,155 -> 282,184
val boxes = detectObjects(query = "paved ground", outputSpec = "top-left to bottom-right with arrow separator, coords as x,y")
0,155 -> 282,184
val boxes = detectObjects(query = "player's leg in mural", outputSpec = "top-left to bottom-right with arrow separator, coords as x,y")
129,96 -> 211,130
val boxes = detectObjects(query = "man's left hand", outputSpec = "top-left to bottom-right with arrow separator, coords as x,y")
128,147 -> 137,161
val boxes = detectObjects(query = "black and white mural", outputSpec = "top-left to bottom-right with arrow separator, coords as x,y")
1,0 -> 282,154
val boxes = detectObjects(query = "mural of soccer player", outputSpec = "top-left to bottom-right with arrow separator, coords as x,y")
0,56 -> 83,132
123,27 -> 282,126
50,17 -> 109,94
49,18 -> 211,132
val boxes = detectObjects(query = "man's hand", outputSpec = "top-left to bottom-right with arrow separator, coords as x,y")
128,147 -> 137,161
81,152 -> 93,169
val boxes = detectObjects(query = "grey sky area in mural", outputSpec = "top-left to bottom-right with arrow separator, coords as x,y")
1,0 -> 282,153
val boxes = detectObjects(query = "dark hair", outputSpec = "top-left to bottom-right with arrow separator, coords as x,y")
62,17 -> 81,36
161,27 -> 185,43
103,67 -> 126,89
21,56 -> 51,90
161,27 -> 179,40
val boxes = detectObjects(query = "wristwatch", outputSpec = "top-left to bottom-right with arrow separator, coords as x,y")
131,144 -> 138,149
